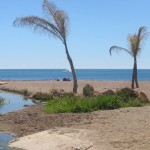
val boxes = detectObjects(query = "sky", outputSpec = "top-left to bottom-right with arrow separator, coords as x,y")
1,0 -> 150,69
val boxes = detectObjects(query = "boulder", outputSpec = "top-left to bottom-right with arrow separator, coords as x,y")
103,89 -> 115,95
138,91 -> 149,102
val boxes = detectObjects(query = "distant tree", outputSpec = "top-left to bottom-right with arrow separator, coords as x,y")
13,0 -> 78,93
109,26 -> 148,89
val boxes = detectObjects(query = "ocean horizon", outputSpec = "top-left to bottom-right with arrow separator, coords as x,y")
0,69 -> 150,81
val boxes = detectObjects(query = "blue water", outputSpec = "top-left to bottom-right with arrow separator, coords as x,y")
0,92 -> 35,114
0,92 -> 36,149
0,69 -> 150,81
0,132 -> 15,150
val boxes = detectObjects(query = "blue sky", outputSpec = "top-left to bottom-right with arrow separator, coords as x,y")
1,0 -> 150,69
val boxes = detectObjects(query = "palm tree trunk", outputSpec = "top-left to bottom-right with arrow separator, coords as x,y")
134,57 -> 139,88
131,64 -> 135,89
131,57 -> 136,89
63,40 -> 78,93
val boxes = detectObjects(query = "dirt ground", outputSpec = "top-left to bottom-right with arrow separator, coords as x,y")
1,105 -> 150,150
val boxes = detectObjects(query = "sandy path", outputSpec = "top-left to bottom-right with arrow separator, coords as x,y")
0,80 -> 150,98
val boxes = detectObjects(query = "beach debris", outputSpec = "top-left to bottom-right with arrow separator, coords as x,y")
63,78 -> 71,81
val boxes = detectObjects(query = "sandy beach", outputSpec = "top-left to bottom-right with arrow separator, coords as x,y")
0,80 -> 150,98
0,80 -> 150,150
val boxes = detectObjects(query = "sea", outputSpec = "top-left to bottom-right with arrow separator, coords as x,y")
0,69 -> 150,81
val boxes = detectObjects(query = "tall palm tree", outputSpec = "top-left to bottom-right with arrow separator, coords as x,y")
13,0 -> 78,93
109,26 -> 148,89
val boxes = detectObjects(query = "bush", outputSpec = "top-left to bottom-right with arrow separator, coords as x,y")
97,95 -> 120,110
45,95 -> 121,113
44,87 -> 149,113
32,92 -> 53,101
83,84 -> 94,97
116,88 -> 137,102
21,88 -> 29,96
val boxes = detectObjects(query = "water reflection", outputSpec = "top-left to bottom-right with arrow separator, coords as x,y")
0,91 -> 35,114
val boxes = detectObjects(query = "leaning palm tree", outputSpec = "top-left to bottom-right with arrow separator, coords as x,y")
109,26 -> 148,89
13,0 -> 78,93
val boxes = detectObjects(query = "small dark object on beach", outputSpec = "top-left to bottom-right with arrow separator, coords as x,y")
63,78 -> 71,81
56,78 -> 60,81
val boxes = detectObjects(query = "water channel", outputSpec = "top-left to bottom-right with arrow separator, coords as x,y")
0,91 -> 36,150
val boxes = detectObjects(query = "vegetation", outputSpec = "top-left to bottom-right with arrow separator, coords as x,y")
21,88 -> 30,96
0,97 -> 5,105
32,92 -> 53,101
109,26 -> 148,89
13,0 -> 78,93
45,89 -> 148,113
83,84 -> 94,97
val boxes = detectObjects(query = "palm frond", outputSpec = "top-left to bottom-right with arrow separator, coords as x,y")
109,46 -> 133,56
43,0 -> 69,39
128,26 -> 148,56
13,16 -> 63,41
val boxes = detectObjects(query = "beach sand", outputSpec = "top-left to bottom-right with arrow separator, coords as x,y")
0,80 -> 150,150
0,80 -> 150,98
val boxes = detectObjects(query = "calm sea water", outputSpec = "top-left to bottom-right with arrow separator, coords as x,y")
0,69 -> 150,81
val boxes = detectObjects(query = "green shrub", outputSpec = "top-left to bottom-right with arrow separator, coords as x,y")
45,95 -> 120,113
116,88 -> 137,102
21,88 -> 29,96
32,92 -> 53,101
83,84 -> 94,97
97,95 -> 120,110
44,89 -> 149,113
119,98 -> 145,107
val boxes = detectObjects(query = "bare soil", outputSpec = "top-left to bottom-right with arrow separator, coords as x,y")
0,105 -> 94,137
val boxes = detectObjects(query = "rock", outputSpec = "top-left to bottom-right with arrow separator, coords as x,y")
138,91 -> 149,102
74,147 -> 81,150
103,89 -> 115,95
0,82 -> 7,85
94,91 -> 101,97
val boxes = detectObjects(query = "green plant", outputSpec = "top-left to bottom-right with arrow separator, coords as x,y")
21,88 -> 29,96
83,84 -> 94,97
97,95 -> 120,110
32,92 -> 53,101
116,88 -> 137,102
0,97 -> 5,105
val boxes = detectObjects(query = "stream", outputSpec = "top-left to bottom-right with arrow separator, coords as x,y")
0,91 -> 36,150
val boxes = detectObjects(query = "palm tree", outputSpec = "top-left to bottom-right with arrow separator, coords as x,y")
13,0 -> 78,93
109,26 -> 148,89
